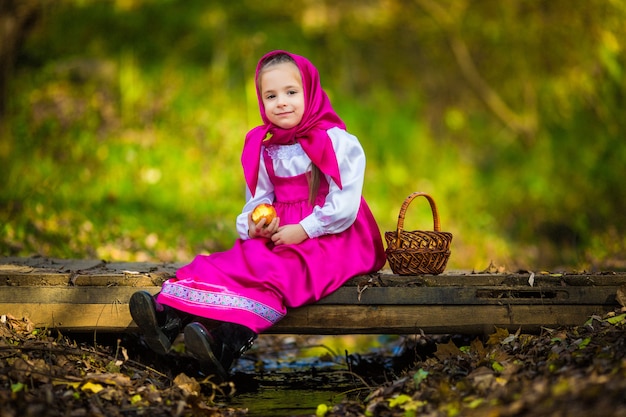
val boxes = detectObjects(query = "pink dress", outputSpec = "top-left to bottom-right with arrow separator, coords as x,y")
156,128 -> 385,333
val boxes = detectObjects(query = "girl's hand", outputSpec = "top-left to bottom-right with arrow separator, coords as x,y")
271,224 -> 309,246
248,212 -> 280,239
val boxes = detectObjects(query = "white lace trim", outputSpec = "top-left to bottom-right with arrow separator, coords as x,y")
265,143 -> 306,160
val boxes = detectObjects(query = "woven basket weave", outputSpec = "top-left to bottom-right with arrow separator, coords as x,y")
385,192 -> 453,275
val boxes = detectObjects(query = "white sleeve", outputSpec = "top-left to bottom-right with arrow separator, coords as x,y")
300,128 -> 365,238
236,150 -> 275,239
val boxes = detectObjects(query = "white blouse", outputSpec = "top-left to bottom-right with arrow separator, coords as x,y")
236,127 -> 366,239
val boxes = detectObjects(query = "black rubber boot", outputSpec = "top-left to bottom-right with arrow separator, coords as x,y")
184,321 -> 257,380
129,291 -> 185,355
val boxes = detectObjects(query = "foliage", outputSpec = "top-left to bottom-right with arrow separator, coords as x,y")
330,309 -> 626,417
1,0 -> 626,270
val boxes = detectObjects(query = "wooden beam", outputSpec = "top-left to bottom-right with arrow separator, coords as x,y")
0,284 -> 618,334
0,300 -> 611,335
0,285 -> 618,306
271,304 -> 612,334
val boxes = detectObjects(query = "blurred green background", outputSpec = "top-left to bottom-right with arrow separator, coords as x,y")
1,0 -> 625,271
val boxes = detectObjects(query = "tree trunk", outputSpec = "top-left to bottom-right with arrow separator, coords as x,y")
0,0 -> 40,121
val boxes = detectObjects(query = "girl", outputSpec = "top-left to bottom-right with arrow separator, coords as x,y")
129,50 -> 386,380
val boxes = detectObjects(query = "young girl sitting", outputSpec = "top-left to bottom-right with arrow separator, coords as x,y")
129,50 -> 386,380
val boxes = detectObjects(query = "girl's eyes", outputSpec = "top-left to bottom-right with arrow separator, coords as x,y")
264,90 -> 299,100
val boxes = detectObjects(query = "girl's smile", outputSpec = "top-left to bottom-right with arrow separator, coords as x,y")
259,62 -> 305,129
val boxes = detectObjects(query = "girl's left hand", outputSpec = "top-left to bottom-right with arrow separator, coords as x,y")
271,224 -> 309,246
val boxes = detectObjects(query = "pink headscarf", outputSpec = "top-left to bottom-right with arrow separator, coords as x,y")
241,50 -> 346,197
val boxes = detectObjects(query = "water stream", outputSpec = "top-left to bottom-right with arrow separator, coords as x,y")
219,335 -> 409,416
226,361 -> 360,416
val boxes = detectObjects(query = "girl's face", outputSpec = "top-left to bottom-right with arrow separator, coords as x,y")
259,62 -> 305,129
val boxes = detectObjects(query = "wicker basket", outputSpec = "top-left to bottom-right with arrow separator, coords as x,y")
385,192 -> 453,275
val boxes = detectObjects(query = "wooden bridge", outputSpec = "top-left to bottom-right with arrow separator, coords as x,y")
1,257 -> 624,335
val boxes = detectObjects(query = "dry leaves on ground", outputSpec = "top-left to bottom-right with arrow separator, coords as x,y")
0,314 -> 245,417
3,309 -> 626,417
327,309 -> 626,417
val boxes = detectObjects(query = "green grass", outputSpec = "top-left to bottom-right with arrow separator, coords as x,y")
3,2 -> 625,271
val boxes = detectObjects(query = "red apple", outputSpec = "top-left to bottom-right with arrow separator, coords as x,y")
251,203 -> 277,227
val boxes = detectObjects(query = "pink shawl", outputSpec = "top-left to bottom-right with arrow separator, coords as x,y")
241,50 -> 346,196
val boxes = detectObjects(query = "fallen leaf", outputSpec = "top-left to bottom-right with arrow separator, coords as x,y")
606,313 -> 626,325
434,339 -> 462,360
81,381 -> 104,393
174,373 -> 200,396
85,372 -> 132,387
388,394 -> 412,408
487,327 -> 510,345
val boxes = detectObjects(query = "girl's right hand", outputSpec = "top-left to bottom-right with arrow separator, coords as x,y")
247,212 -> 279,239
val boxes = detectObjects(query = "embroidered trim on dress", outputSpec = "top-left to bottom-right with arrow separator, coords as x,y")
265,143 -> 306,160
161,282 -> 284,324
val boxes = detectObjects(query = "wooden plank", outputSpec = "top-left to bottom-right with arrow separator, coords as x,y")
1,303 -> 136,330
0,287 -> 158,304
321,285 -> 619,305
2,257 -> 626,288
0,257 -> 179,286
0,273 -> 168,287
0,284 -> 619,334
360,273 -> 626,287
3,271 -> 626,289
1,302 -> 610,335
272,304 -> 612,334
0,284 -> 619,306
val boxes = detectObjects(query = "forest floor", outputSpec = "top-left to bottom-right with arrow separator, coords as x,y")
2,305 -> 626,417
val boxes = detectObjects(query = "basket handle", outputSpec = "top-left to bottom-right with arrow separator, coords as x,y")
393,192 -> 442,248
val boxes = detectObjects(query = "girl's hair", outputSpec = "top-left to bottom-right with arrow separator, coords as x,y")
257,53 -> 296,82
258,53 -> 321,206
